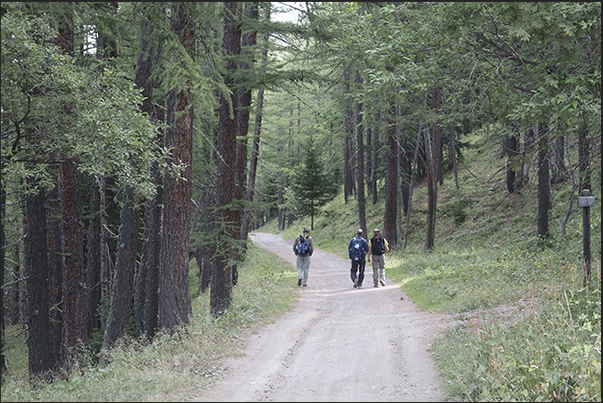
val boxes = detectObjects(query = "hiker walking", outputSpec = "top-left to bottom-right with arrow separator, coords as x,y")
367,228 -> 389,287
348,229 -> 369,289
293,227 -> 314,287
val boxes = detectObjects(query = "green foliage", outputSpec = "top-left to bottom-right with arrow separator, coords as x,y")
291,138 -> 340,222
1,4 -> 168,200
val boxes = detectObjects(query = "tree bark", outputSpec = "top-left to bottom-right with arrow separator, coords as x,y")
25,181 -> 55,378
424,116 -> 437,251
159,1 -> 194,331
102,185 -> 139,349
383,102 -> 399,249
60,158 -> 86,357
241,3 -> 270,240
133,3 -> 165,339
355,70 -> 367,235
232,2 -> 259,284
84,176 -> 101,342
212,1 -> 242,316
343,66 -> 355,203
372,113 -> 380,205
46,171 -> 65,368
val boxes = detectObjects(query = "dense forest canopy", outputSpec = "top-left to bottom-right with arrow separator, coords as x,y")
0,1 -> 600,383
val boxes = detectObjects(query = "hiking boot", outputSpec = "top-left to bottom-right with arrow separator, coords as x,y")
302,284 -> 307,287
379,279 -> 386,287
374,283 -> 379,288
357,285 -> 363,289
298,278 -> 302,286
353,280 -> 358,288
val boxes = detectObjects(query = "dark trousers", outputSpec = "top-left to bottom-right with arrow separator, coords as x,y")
350,259 -> 366,286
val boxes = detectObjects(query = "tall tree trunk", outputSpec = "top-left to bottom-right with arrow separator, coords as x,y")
84,176 -> 101,343
159,1 -> 194,331
433,87 -> 443,186
424,118 -> 437,251
372,113 -> 380,205
212,1 -> 242,316
232,2 -> 259,284
404,125 -> 423,249
133,3 -> 165,339
100,177 -> 116,332
61,158 -> 86,357
449,125 -> 459,189
56,0 -> 87,364
399,108 -> 412,216
343,66 -> 355,203
241,3 -> 270,241
383,102 -> 399,249
355,70 -> 367,235
102,186 -> 139,350
537,122 -> 551,239
366,125 -> 373,198
46,170 -> 65,368
25,180 -> 55,379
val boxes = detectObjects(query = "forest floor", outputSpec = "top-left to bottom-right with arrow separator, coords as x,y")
189,232 -> 457,402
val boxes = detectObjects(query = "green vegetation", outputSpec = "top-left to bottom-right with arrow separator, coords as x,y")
0,245 -> 300,402
2,124 -> 600,403
282,130 -> 602,402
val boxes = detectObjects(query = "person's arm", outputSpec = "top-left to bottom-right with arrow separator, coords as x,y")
384,239 -> 389,254
293,236 -> 298,255
308,237 -> 314,256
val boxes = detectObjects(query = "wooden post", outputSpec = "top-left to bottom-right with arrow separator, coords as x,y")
578,189 -> 595,287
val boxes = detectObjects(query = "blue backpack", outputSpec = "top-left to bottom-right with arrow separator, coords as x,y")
297,235 -> 309,255
349,237 -> 362,261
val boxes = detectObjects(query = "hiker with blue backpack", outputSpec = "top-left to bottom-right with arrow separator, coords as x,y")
348,229 -> 369,289
293,227 -> 314,287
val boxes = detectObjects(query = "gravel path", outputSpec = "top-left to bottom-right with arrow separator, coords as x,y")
191,232 -> 454,402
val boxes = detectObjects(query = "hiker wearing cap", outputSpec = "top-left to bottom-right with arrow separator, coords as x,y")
348,229 -> 369,289
293,227 -> 314,287
367,228 -> 389,287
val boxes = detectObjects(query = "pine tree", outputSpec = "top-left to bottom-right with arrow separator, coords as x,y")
292,139 -> 340,230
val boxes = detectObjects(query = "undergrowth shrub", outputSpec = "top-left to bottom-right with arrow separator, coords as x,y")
432,276 -> 601,402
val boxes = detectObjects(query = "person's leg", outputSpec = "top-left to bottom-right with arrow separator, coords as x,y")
378,255 -> 386,285
358,259 -> 365,287
350,260 -> 358,287
297,256 -> 303,286
302,256 -> 310,286
372,257 -> 379,286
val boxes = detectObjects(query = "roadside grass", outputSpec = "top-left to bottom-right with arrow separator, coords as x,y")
0,243 -> 299,402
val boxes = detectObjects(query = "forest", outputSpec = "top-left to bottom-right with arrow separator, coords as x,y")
1,0 -> 600,394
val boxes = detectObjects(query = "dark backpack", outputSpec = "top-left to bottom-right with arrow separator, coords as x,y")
297,235 -> 309,255
371,235 -> 384,255
349,237 -> 362,261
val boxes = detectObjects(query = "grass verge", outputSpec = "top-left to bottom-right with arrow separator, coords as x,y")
0,243 -> 299,402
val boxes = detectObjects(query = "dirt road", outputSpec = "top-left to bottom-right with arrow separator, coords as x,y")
191,232 -> 453,402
